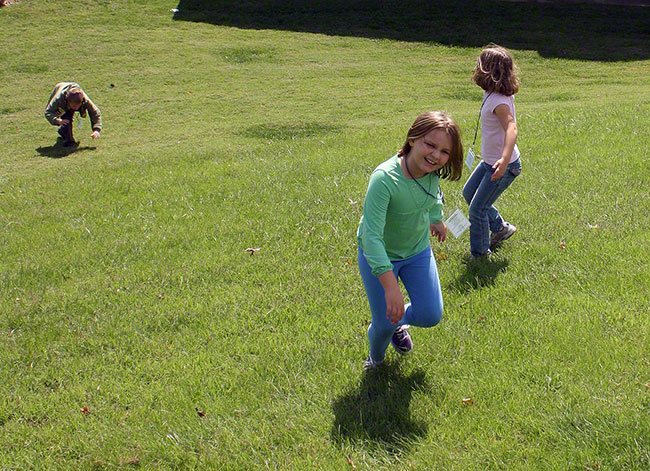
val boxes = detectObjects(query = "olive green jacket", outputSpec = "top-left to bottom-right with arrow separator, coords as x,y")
44,82 -> 102,132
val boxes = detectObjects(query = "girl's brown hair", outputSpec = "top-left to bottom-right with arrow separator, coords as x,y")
66,87 -> 84,105
398,111 -> 463,181
473,44 -> 520,96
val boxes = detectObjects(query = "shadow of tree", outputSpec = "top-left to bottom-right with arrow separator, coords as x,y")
331,363 -> 433,454
450,257 -> 509,293
173,0 -> 649,61
36,143 -> 97,159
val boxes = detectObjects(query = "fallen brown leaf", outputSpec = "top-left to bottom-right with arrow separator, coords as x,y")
436,252 -> 447,261
80,406 -> 90,415
245,247 -> 261,256
195,407 -> 206,418
462,398 -> 474,406
552,274 -> 557,281
559,242 -> 566,249
477,315 -> 485,323
346,455 -> 356,469
124,456 -> 140,466
158,293 -> 165,299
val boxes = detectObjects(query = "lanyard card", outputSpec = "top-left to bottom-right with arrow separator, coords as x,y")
465,147 -> 475,169
77,117 -> 83,129
445,208 -> 471,238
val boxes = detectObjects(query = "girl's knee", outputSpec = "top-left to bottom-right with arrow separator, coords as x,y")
468,203 -> 486,222
411,303 -> 443,327
422,310 -> 442,327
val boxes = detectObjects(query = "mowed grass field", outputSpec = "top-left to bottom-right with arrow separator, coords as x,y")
1,1 -> 649,470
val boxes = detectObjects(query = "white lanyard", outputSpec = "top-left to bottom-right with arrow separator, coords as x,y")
465,92 -> 493,169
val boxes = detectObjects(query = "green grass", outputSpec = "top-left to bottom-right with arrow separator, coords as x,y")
1,0 -> 649,470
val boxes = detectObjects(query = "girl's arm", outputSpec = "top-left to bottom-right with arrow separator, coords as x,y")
361,170 -> 405,323
378,270 -> 404,324
491,103 -> 518,181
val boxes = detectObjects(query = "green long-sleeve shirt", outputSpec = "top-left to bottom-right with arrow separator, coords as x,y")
44,82 -> 102,132
357,154 -> 443,277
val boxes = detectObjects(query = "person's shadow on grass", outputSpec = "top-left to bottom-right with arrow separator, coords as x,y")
450,256 -> 509,293
331,362 -> 430,454
36,141 -> 97,159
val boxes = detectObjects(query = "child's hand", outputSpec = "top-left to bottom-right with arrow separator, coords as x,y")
430,221 -> 447,242
91,131 -> 100,139
385,285 -> 405,324
491,159 -> 508,181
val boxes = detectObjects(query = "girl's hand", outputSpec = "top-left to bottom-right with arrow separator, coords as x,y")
378,271 -> 405,324
430,221 -> 447,242
91,131 -> 100,139
384,285 -> 405,324
491,159 -> 508,181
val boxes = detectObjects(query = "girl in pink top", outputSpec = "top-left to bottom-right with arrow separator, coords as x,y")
463,44 -> 522,258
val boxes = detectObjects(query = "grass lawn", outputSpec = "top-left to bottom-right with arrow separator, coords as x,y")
1,0 -> 649,469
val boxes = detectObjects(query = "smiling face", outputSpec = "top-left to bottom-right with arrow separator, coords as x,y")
405,129 -> 452,179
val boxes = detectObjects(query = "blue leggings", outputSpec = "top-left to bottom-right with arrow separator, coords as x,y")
358,246 -> 443,362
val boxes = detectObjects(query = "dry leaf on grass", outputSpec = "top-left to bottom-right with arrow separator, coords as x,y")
80,406 -> 90,415
346,455 -> 356,469
462,398 -> 474,406
195,407 -> 206,418
245,247 -> 261,256
124,456 -> 140,466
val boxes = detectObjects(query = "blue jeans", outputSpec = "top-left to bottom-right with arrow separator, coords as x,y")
358,246 -> 443,362
462,159 -> 521,257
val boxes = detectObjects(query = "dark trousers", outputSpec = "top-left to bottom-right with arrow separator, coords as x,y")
57,110 -> 75,143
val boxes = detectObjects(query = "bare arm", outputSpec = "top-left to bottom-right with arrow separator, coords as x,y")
491,103 -> 518,181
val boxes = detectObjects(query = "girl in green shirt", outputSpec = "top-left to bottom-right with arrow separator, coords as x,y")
357,111 -> 463,368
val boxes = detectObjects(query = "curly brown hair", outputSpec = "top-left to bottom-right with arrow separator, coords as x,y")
472,44 -> 520,96
397,111 -> 464,181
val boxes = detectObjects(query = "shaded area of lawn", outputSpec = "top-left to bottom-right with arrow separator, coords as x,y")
35,143 -> 97,159
173,0 -> 649,61
331,364 -> 433,453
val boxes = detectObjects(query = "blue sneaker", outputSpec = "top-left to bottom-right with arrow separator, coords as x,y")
391,325 -> 413,355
